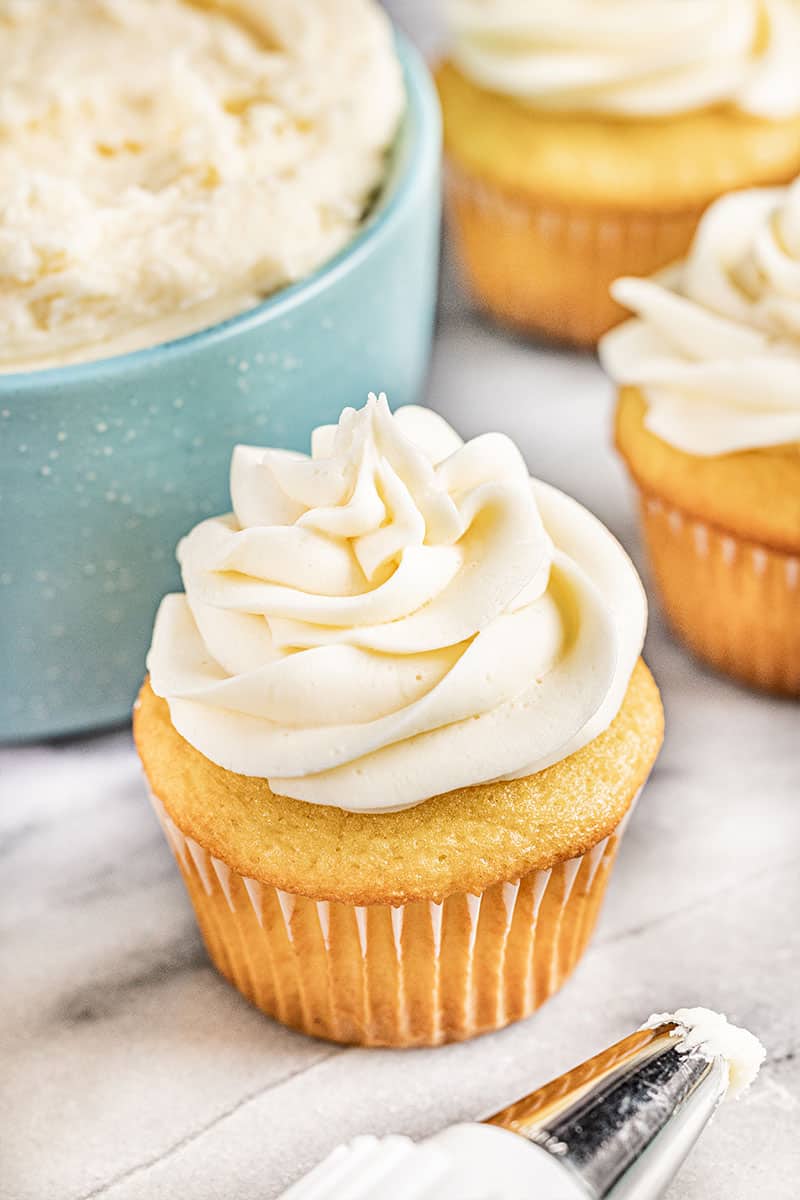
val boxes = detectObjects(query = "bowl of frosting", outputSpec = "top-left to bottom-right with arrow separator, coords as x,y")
0,0 -> 441,740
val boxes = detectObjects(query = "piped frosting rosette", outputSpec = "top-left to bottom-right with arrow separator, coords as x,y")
445,0 -> 800,118
148,396 -> 645,812
601,179 -> 800,456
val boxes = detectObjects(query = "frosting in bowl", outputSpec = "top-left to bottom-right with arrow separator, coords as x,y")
147,396 -> 646,812
600,180 -> 800,456
0,0 -> 403,372
445,0 -> 800,118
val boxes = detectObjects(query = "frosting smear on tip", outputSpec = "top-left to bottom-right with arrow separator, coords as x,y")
645,1007 -> 766,1099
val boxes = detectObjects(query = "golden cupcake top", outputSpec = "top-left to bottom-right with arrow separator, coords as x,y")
435,57 -> 800,211
614,388 -> 800,552
134,659 -> 661,901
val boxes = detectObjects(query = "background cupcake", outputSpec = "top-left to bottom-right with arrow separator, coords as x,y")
134,395 -> 663,1046
601,180 -> 800,695
437,0 -> 800,346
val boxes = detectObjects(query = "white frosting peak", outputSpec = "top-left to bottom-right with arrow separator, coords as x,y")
646,1007 -> 766,1099
148,397 -> 645,812
600,180 -> 800,456
446,0 -> 800,118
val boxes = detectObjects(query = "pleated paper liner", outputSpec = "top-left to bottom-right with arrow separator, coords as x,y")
444,162 -> 704,347
150,790 -> 641,1047
639,492 -> 800,696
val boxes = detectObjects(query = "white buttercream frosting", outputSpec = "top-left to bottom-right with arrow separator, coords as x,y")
147,396 -> 646,813
446,0 -> 800,118
646,1007 -> 766,1098
0,0 -> 403,372
600,180 -> 800,456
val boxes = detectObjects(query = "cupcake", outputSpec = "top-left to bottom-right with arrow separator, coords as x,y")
600,181 -> 800,695
134,394 -> 663,1046
436,1 -> 800,346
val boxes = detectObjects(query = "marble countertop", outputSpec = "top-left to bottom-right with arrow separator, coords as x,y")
4,262 -> 799,1200
2,12 -> 799,1197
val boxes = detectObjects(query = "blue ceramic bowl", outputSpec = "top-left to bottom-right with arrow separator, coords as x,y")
0,34 -> 441,741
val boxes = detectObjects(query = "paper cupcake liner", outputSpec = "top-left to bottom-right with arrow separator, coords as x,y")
639,491 -> 800,695
444,162 -> 704,347
149,790 -> 640,1047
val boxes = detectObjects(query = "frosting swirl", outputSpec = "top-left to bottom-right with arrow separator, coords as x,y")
446,0 -> 800,118
600,180 -> 800,456
148,396 -> 645,812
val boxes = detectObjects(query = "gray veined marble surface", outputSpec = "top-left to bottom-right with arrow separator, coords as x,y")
2,9 -> 800,1196
3,251 -> 799,1200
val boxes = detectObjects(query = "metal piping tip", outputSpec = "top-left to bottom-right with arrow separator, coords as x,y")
486,1021 -> 729,1199
280,1013 -> 761,1199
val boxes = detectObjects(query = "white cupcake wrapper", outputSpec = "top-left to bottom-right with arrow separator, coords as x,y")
149,787 -> 641,1046
644,497 -> 800,587
443,161 -> 702,345
640,492 -> 800,694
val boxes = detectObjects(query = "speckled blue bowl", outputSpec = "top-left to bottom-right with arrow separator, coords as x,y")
0,35 -> 440,742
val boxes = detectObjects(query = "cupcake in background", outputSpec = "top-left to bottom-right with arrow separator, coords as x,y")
601,180 -> 800,695
134,394 -> 663,1046
436,0 -> 800,346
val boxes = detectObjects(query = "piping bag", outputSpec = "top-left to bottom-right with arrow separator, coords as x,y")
279,1008 -> 764,1199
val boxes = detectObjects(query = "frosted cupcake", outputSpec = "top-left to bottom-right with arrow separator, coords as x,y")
436,0 -> 800,345
601,181 -> 800,694
134,395 -> 663,1045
